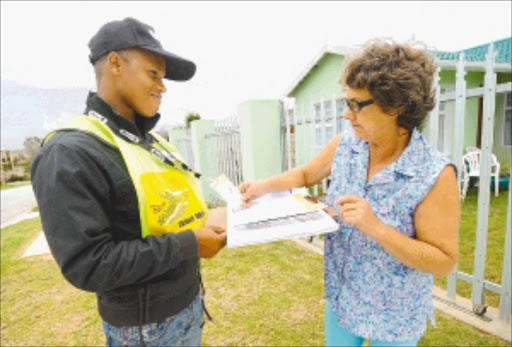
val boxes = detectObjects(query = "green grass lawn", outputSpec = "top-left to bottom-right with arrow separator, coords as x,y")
434,186 -> 509,308
1,216 -> 509,346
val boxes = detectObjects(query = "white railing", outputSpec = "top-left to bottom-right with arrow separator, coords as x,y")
436,43 -> 511,322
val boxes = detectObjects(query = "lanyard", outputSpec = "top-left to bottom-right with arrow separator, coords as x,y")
88,110 -> 202,179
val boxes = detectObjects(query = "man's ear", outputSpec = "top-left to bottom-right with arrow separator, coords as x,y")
107,51 -> 123,76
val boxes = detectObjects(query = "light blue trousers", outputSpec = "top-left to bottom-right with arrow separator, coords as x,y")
325,301 -> 420,347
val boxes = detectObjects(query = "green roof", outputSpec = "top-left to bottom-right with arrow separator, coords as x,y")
430,37 -> 511,64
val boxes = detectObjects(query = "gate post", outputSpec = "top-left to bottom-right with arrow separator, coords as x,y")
169,127 -> 189,163
427,67 -> 441,148
238,99 -> 283,181
447,52 -> 467,299
471,42 -> 497,312
190,119 -> 217,201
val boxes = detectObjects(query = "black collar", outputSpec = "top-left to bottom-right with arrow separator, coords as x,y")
84,92 -> 161,139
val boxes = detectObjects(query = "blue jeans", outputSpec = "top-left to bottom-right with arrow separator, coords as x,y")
325,301 -> 419,347
102,295 -> 203,347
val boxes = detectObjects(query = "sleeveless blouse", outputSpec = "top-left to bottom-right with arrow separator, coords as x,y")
324,128 -> 452,342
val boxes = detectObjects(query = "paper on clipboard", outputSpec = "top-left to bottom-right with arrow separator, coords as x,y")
210,174 -> 243,211
210,175 -> 339,247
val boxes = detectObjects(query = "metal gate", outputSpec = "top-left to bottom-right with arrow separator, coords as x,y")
204,114 -> 244,186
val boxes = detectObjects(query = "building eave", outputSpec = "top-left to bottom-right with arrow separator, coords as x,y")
283,43 -> 511,100
282,45 -> 356,99
437,59 -> 512,73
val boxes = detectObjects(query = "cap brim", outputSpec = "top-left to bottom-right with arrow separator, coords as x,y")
143,47 -> 196,81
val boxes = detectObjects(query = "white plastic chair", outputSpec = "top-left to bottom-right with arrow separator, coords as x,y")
465,146 -> 480,154
461,149 -> 501,198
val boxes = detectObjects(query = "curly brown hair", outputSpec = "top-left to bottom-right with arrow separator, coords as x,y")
341,38 -> 438,132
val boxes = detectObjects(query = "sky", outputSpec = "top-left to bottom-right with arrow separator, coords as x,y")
1,1 -> 511,128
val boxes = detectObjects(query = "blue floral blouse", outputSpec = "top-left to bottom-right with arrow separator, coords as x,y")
324,128 -> 453,342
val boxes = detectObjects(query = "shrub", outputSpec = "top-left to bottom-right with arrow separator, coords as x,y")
7,174 -> 25,183
499,162 -> 510,177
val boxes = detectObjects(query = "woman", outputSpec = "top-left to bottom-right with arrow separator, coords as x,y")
239,39 -> 459,346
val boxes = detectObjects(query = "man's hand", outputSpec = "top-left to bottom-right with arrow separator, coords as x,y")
193,226 -> 227,259
238,181 -> 268,208
334,195 -> 382,238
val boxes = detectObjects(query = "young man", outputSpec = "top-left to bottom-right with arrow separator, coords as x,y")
31,17 -> 226,346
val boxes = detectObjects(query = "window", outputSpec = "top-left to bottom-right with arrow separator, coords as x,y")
325,126 -> 334,140
313,101 -> 334,153
335,98 -> 346,133
315,127 -> 323,144
323,100 -> 332,120
335,98 -> 344,118
287,109 -> 295,125
503,92 -> 512,147
314,103 -> 321,121
314,101 -> 333,121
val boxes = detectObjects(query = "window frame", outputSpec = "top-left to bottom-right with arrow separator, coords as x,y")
313,101 -> 334,153
437,86 -> 454,155
335,98 -> 345,133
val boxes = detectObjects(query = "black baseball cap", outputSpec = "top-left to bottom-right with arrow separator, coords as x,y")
88,17 -> 196,81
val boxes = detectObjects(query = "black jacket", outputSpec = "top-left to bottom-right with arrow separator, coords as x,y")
31,92 -> 200,326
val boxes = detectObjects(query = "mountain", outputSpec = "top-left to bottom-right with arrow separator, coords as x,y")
1,80 -> 89,150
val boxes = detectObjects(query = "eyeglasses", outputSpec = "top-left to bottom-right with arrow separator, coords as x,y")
342,98 -> 374,113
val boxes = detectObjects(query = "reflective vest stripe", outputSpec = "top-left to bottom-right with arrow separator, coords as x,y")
45,115 -> 208,238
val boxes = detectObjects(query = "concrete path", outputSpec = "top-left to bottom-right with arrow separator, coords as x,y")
22,230 -> 50,258
1,211 -> 40,230
1,184 -> 38,229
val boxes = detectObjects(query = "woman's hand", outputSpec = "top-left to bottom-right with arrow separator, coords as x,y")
238,181 -> 268,208
335,195 -> 382,238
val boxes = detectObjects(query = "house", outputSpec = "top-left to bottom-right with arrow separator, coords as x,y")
282,38 -> 512,168
1,150 -> 14,169
1,149 -> 31,185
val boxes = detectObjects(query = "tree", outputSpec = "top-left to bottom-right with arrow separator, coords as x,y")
185,113 -> 201,128
23,136 -> 43,160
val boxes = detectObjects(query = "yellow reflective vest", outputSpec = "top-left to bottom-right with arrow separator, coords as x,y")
45,113 -> 208,238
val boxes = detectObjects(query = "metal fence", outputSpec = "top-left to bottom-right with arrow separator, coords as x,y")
433,44 -> 511,323
280,42 -> 511,323
204,114 -> 244,186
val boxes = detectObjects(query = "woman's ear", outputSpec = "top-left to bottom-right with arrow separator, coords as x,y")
392,106 -> 405,117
